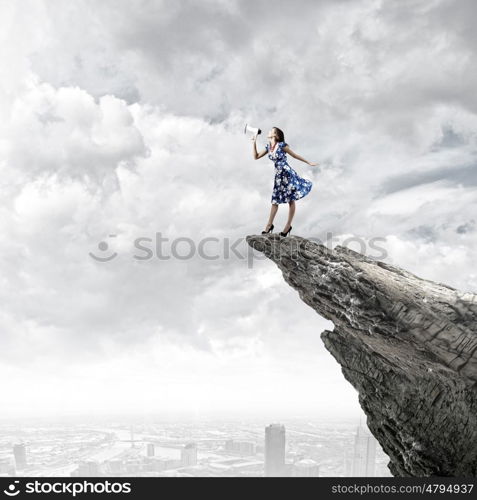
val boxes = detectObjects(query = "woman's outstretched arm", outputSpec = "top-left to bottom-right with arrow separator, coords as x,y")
282,145 -> 318,166
252,135 -> 268,159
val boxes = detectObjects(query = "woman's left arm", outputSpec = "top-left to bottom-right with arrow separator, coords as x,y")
282,145 -> 318,166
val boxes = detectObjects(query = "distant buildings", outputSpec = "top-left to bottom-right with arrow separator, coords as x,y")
108,459 -> 123,474
0,456 -> 15,476
350,425 -> 377,477
181,443 -> 197,467
148,457 -> 182,472
73,460 -> 101,477
13,443 -> 27,470
264,424 -> 286,477
0,420 -> 389,478
224,440 -> 256,457
205,457 -> 263,477
293,458 -> 320,477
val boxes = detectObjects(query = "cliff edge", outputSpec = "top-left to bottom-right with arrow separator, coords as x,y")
246,233 -> 477,477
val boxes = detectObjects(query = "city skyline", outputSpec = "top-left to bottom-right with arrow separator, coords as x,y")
0,415 -> 392,478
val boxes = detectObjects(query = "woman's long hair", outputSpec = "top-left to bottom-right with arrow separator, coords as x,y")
272,127 -> 285,142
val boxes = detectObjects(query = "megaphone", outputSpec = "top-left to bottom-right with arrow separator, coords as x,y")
244,124 -> 261,136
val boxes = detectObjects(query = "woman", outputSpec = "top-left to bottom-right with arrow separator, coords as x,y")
252,127 -> 318,236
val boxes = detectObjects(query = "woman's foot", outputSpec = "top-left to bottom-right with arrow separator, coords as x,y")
261,223 -> 274,234
279,225 -> 292,237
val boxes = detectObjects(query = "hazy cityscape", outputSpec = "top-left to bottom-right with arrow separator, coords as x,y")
0,415 -> 392,477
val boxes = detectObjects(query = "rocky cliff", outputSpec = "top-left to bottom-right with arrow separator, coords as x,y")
246,234 -> 477,477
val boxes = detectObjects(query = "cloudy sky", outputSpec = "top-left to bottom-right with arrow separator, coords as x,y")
1,0 -> 476,419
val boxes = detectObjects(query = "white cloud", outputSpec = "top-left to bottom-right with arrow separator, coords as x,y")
0,0 -> 476,418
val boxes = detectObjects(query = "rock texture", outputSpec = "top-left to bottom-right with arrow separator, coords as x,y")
246,234 -> 477,477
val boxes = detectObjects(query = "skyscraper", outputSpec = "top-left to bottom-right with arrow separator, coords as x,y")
351,424 -> 377,477
181,442 -> 198,466
13,443 -> 27,470
264,424 -> 286,477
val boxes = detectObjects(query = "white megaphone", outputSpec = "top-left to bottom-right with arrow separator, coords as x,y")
244,124 -> 261,136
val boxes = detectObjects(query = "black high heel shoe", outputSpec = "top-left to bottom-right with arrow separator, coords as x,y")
261,224 -> 274,234
280,225 -> 292,237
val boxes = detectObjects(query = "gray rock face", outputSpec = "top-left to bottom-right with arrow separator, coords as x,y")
246,234 -> 477,477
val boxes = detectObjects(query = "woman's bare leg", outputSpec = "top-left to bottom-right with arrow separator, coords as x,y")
265,204 -> 279,230
283,200 -> 295,231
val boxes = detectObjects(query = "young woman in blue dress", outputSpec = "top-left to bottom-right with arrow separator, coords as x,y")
252,127 -> 318,237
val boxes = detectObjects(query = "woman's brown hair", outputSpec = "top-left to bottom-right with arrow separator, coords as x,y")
272,127 -> 285,142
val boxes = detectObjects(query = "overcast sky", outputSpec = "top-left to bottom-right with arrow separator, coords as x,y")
1,0 -> 476,419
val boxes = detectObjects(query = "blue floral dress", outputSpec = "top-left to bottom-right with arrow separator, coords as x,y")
265,141 -> 313,204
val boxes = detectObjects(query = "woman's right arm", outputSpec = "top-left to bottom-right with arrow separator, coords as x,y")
252,136 -> 268,159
